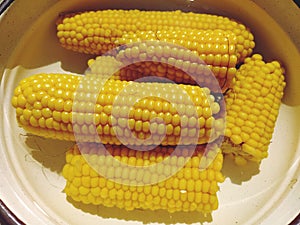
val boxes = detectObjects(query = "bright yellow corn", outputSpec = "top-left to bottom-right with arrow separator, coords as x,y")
88,36 -> 237,92
87,55 -> 141,82
11,73 -> 225,145
221,54 -> 286,165
56,9 -> 255,61
62,143 -> 224,213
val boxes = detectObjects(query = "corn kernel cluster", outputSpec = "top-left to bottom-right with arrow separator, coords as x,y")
87,55 -> 142,81
10,8 -> 287,216
11,73 -> 225,145
62,143 -> 224,213
57,10 -> 255,61
222,54 -> 286,165
88,39 -> 237,92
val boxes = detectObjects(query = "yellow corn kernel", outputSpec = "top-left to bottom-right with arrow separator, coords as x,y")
57,10 -> 254,61
62,143 -> 224,213
11,73 -> 225,145
88,37 -> 237,92
221,54 -> 286,164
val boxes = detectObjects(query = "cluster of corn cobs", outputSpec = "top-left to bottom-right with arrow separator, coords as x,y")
11,10 -> 286,214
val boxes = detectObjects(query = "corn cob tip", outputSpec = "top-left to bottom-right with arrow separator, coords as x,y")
56,12 -> 78,26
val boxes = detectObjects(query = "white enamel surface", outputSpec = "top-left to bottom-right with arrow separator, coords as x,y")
0,0 -> 299,224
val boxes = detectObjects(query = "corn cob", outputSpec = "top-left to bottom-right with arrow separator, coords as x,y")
221,54 -> 286,165
62,143 -> 224,213
88,37 -> 237,92
56,9 -> 255,61
11,73 -> 225,145
115,30 -> 238,92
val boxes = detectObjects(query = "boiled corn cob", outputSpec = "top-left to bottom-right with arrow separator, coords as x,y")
62,143 -> 225,213
116,29 -> 238,61
88,37 -> 237,92
56,9 -> 255,61
115,30 -> 238,91
11,73 -> 225,145
221,54 -> 286,165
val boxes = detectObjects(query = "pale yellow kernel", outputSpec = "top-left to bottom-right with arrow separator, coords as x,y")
100,187 -> 109,198
69,175 -> 80,187
172,114 -> 180,126
234,117 -> 244,126
202,193 -> 210,204
61,112 -> 70,123
91,177 -> 99,187
195,180 -> 202,192
202,107 -> 212,119
23,109 -> 31,120
198,128 -> 206,137
198,116 -> 206,127
241,132 -> 250,142
179,179 -> 187,190
17,95 -> 27,108
202,180 -> 210,193
79,186 -> 89,196
244,120 -> 256,128
150,122 -> 158,133
186,180 -> 195,192
207,170 -> 215,181
187,117 -> 197,128
134,108 -> 143,120
100,112 -> 108,125
242,144 -> 261,157
205,117 -> 215,129
54,98 -> 64,111
82,176 -> 91,188
164,124 -> 172,135
199,170 -> 207,180
180,115 -> 188,127
185,105 -> 196,117
29,116 -> 39,127
74,113 -> 85,125
231,135 -> 243,145
153,100 -> 164,112
134,120 -> 143,132
211,102 -> 221,115
53,111 -> 61,122
184,168 -> 192,180
251,132 -> 261,142
38,117 -> 46,128
124,190 -> 132,200
162,112 -> 171,124
69,184 -> 79,196
141,109 -> 150,121
45,118 -> 54,129
64,100 -> 73,112
247,139 -> 258,148
232,126 -> 242,135
27,93 -> 36,105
